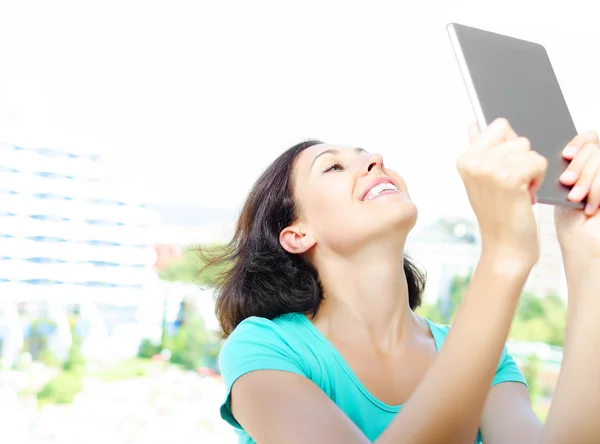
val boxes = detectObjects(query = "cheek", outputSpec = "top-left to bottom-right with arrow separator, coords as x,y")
388,171 -> 411,199
301,185 -> 353,229
308,184 -> 350,214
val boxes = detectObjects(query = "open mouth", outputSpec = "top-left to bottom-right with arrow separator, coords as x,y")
362,182 -> 401,201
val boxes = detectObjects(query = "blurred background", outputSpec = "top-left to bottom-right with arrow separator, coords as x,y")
0,0 -> 598,443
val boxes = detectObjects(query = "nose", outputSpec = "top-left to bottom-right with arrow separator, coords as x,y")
364,153 -> 384,174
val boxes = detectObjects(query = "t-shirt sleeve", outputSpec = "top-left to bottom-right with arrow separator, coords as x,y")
426,320 -> 528,388
491,346 -> 528,387
218,316 -> 307,429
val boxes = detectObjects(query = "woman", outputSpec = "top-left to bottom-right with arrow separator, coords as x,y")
206,118 -> 600,443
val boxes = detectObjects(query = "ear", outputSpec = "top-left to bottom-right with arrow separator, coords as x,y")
279,222 -> 316,254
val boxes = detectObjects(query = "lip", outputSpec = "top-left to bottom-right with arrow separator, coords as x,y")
360,176 -> 399,201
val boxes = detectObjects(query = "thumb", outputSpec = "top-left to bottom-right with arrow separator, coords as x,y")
468,122 -> 481,144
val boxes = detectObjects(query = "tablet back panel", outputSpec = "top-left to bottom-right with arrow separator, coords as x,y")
448,23 -> 582,208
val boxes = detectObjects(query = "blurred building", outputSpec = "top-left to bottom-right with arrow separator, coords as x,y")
0,142 -> 161,365
407,210 -> 568,305
149,203 -> 235,247
406,219 -> 480,305
0,142 -> 160,303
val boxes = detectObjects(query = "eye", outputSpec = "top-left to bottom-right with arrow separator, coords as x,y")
323,162 -> 344,173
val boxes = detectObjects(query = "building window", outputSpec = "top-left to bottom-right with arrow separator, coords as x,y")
35,171 -> 75,180
0,166 -> 20,173
78,239 -> 121,247
85,219 -> 125,227
87,198 -> 126,206
33,193 -> 73,201
29,214 -> 70,222
34,148 -> 77,158
77,260 -> 120,267
25,257 -> 67,264
27,236 -> 68,243
22,279 -> 64,285
75,282 -> 118,288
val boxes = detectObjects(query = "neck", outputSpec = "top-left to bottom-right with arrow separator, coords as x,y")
311,241 -> 421,351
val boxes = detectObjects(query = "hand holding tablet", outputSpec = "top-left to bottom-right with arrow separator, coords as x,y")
447,23 -> 593,209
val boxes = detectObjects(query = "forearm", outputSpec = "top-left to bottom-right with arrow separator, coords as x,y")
376,251 -> 531,444
541,262 -> 600,444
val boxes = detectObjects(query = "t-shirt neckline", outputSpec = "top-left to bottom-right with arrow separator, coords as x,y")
294,312 -> 442,412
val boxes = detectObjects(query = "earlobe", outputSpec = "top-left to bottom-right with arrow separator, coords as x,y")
279,225 -> 316,254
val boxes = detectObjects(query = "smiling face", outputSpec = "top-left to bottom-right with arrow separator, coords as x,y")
279,143 -> 418,256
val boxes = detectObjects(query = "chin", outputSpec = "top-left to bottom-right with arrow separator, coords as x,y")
322,202 -> 418,255
380,201 -> 418,235
356,201 -> 418,247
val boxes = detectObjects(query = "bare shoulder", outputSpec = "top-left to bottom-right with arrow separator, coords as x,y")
220,314 -> 370,443
231,369 -> 370,444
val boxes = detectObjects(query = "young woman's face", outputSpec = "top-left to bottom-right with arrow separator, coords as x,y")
289,144 -> 418,255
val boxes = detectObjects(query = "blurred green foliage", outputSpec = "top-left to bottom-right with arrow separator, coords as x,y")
37,318 -> 86,406
419,274 -> 566,346
138,338 -> 162,359
36,371 -> 82,406
158,245 -> 227,286
137,298 -> 220,373
95,358 -> 149,381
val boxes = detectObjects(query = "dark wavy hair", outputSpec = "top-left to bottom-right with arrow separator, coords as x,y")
200,140 -> 426,338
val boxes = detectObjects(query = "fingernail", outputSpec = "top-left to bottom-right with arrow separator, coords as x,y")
568,185 -> 586,201
559,171 -> 577,183
562,145 -> 579,157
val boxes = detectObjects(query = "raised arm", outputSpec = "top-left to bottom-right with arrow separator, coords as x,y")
229,118 -> 547,444
540,132 -> 600,444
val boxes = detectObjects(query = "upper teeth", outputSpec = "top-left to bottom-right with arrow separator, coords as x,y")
364,182 -> 398,200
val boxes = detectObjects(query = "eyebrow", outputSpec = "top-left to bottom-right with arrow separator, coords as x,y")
310,147 -> 368,170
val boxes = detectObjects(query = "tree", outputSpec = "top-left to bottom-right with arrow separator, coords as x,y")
37,318 -> 86,406
419,275 -> 567,347
170,311 -> 210,371
418,274 -> 470,325
64,318 -> 86,376
509,293 -> 566,346
158,245 -> 229,286
521,353 -> 542,399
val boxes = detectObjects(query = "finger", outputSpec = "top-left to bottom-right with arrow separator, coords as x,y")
562,130 -> 599,160
472,118 -> 518,151
468,122 -> 480,144
492,137 -> 532,163
500,150 -> 547,191
568,149 -> 600,204
559,142 -> 598,186
526,152 -> 549,196
584,164 -> 600,215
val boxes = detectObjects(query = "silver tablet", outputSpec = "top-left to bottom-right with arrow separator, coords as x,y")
447,22 -> 583,209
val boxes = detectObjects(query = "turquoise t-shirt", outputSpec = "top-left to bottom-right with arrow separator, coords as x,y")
219,313 -> 527,444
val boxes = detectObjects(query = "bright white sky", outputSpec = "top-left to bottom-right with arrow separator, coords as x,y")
0,0 -> 598,224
